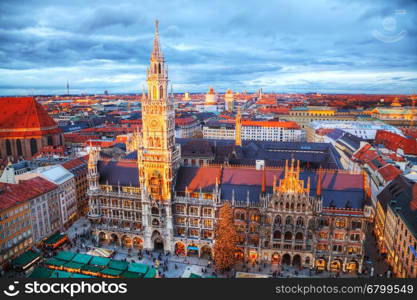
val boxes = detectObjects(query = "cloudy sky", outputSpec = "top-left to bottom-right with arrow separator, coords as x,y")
0,0 -> 416,95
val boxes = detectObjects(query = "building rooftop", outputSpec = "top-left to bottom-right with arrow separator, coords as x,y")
97,159 -> 139,187
36,165 -> 74,184
0,177 -> 57,211
0,96 -> 60,138
175,165 -> 365,209
377,175 -> 417,237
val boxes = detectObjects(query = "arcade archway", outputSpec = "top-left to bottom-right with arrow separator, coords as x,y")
187,243 -> 199,256
234,249 -> 244,261
292,254 -> 301,267
282,253 -> 291,265
271,253 -> 280,264
330,259 -> 342,272
175,242 -> 186,256
152,231 -> 164,252
110,233 -> 118,245
200,245 -> 212,259
133,237 -> 143,249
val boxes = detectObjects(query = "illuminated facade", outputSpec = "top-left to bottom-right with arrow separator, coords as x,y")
286,106 -> 354,129
375,176 -> 417,278
88,21 -> 180,252
225,89 -> 234,112
87,22 -> 370,274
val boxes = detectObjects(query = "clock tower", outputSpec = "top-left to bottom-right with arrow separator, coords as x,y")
139,21 -> 180,252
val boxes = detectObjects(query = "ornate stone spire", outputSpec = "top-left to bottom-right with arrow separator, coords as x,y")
151,20 -> 163,59
276,160 -> 309,194
316,169 -> 322,196
261,165 -> 266,194
235,106 -> 242,146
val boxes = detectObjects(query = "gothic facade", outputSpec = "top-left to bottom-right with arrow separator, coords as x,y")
87,22 -> 371,273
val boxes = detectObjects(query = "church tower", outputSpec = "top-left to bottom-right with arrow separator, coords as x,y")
235,106 -> 242,146
138,21 -> 180,252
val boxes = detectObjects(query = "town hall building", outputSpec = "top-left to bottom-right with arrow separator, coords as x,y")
88,22 -> 372,274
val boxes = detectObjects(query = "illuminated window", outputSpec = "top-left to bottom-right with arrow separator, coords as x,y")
319,232 -> 328,239
335,219 -> 346,228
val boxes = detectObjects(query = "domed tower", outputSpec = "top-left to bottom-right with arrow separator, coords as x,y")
225,89 -> 234,112
205,87 -> 218,105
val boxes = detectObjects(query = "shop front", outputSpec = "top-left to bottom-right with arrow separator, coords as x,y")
187,244 -> 199,256
175,242 -> 186,256
330,259 -> 342,272
315,258 -> 326,271
346,260 -> 359,273
249,250 -> 258,262
271,253 -> 280,264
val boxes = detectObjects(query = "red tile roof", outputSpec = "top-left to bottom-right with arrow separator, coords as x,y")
375,130 -> 417,155
176,166 -> 222,192
377,164 -> 402,182
0,97 -> 60,138
222,167 -> 276,186
175,116 -> 197,126
0,177 -> 57,210
64,133 -> 100,144
61,156 -> 88,171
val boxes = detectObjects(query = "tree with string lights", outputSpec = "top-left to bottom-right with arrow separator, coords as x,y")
213,201 -> 239,272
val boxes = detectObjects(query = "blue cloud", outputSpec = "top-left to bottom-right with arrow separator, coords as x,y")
0,0 -> 416,95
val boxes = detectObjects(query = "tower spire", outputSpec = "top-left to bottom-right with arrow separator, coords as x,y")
261,165 -> 266,194
152,19 -> 162,59
235,106 -> 242,146
317,169 -> 322,196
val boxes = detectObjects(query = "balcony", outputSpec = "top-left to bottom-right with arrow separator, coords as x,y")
88,189 -> 141,200
94,224 -> 143,234
174,195 -> 215,206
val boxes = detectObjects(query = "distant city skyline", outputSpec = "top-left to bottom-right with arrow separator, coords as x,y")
0,0 -> 416,95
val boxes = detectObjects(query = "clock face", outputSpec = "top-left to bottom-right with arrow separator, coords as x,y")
150,119 -> 159,129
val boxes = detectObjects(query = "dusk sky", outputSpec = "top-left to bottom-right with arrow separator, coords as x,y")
0,0 -> 416,95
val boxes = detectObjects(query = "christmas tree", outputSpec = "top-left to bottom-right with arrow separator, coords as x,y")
213,201 -> 239,272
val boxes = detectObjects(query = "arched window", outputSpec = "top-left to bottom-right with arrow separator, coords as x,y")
158,63 -> 161,74
6,139 -> 12,156
30,138 -> 37,156
295,232 -> 303,241
152,85 -> 157,100
16,139 -> 22,156
235,212 -> 245,220
274,216 -> 281,225
335,218 -> 346,228
159,85 -> 164,99
47,136 -> 53,146
285,216 -> 293,225
296,217 -> 304,227
151,207 -> 159,215
284,231 -> 292,241
273,231 -> 281,240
